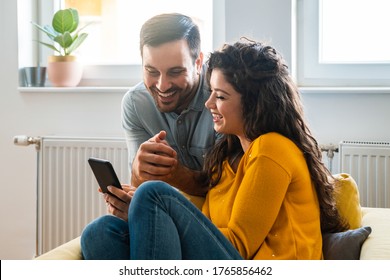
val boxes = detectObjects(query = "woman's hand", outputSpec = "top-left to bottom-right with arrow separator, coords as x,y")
104,184 -> 136,221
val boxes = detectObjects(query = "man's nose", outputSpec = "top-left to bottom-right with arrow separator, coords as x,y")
156,74 -> 172,92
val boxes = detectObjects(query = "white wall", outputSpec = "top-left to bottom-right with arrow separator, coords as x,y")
0,0 -> 125,259
1,0 -> 390,259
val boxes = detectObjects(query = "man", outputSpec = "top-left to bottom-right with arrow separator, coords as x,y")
103,13 -> 216,220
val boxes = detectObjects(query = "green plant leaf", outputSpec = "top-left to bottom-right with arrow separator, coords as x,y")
31,22 -> 58,40
54,32 -> 73,49
68,8 -> 80,33
67,33 -> 88,54
52,9 -> 78,34
31,8 -> 88,56
42,25 -> 59,40
36,41 -> 61,54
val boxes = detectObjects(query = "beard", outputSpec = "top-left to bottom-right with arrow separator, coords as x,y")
149,86 -> 181,113
147,76 -> 199,114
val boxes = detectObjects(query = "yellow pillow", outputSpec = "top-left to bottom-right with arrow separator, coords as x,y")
333,173 -> 362,229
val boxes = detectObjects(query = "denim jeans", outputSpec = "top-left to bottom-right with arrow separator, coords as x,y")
81,180 -> 243,260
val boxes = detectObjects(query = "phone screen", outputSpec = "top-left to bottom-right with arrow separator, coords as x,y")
88,157 -> 123,194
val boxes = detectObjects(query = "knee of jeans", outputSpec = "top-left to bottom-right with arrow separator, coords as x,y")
129,180 -> 174,219
136,180 -> 173,198
81,215 -> 129,259
81,215 -> 122,245
133,180 -> 175,205
82,215 -> 109,240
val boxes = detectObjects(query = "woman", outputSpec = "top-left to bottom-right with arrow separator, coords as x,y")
81,39 -> 347,260
200,38 -> 348,259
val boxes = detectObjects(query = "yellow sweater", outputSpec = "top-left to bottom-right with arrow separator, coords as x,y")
202,132 -> 322,259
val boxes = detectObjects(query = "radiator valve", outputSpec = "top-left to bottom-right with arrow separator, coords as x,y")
320,144 -> 338,159
13,135 -> 41,151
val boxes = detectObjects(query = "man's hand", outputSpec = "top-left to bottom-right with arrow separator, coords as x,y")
131,131 -> 178,186
104,184 -> 136,221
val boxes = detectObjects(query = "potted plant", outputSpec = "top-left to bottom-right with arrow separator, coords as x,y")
31,8 -> 89,87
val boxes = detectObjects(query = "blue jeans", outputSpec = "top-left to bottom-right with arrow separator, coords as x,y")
81,180 -> 243,260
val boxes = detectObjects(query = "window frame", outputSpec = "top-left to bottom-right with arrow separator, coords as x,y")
32,0 -> 224,87
297,0 -> 390,87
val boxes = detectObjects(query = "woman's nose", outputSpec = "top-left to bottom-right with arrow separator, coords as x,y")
205,94 -> 215,109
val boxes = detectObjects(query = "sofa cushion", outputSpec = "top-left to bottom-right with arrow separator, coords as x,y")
34,236 -> 82,260
333,173 -> 362,229
322,226 -> 372,260
360,207 -> 390,259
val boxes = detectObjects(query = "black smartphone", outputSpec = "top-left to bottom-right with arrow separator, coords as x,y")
88,157 -> 123,195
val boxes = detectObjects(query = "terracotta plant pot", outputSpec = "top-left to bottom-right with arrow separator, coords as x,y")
47,55 -> 83,87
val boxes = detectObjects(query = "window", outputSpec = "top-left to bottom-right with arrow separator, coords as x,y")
33,0 -> 218,87
297,0 -> 390,87
63,0 -> 213,65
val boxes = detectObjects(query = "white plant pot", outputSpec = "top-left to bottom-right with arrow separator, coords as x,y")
47,55 -> 83,87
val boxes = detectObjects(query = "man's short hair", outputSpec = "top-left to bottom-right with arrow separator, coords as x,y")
140,13 -> 201,62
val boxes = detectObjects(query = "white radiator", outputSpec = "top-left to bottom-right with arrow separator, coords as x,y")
339,141 -> 390,208
15,136 -> 128,256
19,137 -> 388,255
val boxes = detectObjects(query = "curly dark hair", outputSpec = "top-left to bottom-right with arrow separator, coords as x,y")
201,38 -> 348,233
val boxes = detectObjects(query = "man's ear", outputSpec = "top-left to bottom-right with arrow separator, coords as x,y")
196,52 -> 204,73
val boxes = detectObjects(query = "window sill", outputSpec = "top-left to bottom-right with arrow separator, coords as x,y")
299,87 -> 390,94
18,86 -> 130,94
19,86 -> 390,95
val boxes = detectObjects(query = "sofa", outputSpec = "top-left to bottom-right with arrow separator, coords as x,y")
34,173 -> 390,260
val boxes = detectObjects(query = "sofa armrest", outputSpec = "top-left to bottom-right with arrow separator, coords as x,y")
360,207 -> 390,260
34,236 -> 83,260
